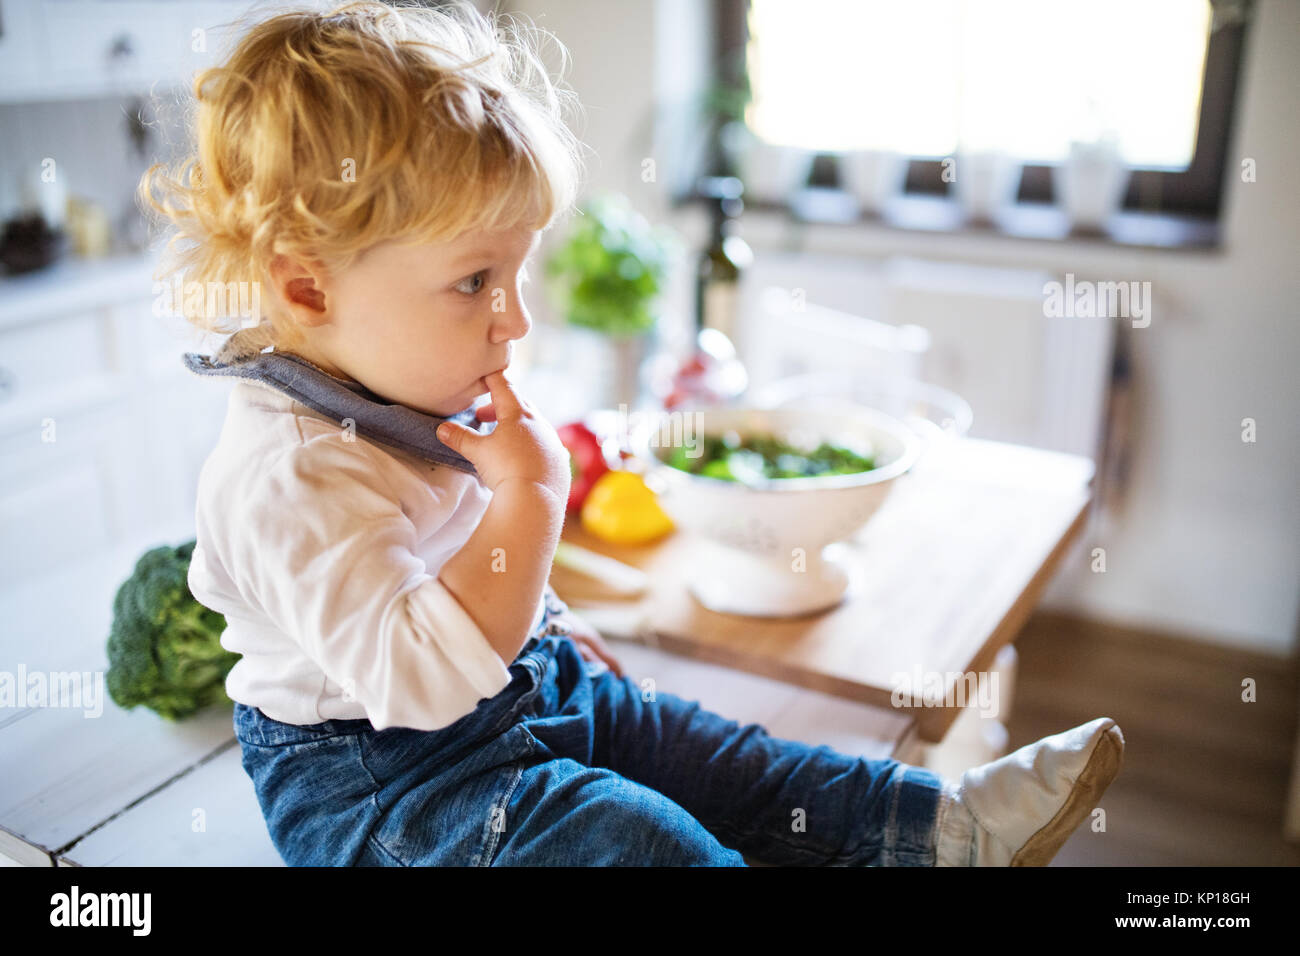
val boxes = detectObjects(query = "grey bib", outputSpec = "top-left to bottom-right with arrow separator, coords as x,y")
181,343 -> 489,478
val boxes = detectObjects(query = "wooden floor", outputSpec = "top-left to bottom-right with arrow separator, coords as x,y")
1007,611 -> 1300,866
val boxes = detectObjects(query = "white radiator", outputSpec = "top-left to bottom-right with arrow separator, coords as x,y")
881,256 -> 1115,461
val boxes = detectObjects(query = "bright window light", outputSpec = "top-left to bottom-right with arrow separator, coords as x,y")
746,0 -> 1212,169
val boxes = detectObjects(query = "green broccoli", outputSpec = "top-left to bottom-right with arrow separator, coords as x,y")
106,539 -> 239,721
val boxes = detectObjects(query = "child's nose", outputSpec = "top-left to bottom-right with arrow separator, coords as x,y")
492,296 -> 532,342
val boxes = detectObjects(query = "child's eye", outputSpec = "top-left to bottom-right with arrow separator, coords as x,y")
454,271 -> 487,296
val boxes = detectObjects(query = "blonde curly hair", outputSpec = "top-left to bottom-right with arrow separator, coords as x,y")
139,0 -> 587,357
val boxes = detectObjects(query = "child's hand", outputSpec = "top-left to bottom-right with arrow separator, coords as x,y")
560,612 -> 624,678
436,369 -> 571,503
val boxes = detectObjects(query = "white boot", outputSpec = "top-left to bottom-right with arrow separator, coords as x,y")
934,717 -> 1125,866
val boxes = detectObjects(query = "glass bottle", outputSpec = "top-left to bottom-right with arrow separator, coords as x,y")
694,175 -> 753,344
647,176 -> 750,411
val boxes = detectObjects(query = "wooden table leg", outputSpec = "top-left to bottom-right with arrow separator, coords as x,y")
917,643 -> 1019,779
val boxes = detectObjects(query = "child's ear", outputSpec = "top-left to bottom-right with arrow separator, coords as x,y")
269,254 -> 331,328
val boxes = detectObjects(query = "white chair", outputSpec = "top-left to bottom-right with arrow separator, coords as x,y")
742,285 -> 932,396
741,286 -> 973,465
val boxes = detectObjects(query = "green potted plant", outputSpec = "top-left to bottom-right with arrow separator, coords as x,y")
544,192 -> 678,409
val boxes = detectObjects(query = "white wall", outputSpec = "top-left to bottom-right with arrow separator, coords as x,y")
509,0 -> 1300,656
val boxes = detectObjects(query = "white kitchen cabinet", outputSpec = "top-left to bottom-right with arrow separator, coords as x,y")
0,0 -> 44,99
0,251 -> 231,586
0,307 -> 113,395
0,397 -> 123,577
0,0 -> 281,103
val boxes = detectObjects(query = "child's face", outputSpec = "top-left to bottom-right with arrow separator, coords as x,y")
295,225 -> 540,417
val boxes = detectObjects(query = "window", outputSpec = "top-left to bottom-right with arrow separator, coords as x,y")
715,0 -> 1253,233
749,0 -> 1212,167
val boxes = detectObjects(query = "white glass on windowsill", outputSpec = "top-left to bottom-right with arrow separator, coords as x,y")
1054,137 -> 1132,235
730,126 -> 815,206
839,150 -> 909,217
952,149 -> 1023,226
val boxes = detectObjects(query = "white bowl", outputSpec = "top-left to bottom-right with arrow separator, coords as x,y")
633,405 -> 922,617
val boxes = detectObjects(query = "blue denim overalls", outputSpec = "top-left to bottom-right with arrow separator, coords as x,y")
184,342 -> 952,866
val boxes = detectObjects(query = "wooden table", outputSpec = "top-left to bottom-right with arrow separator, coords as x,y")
1,436 -> 1090,866
0,524 -> 280,867
549,436 -> 1095,744
1,526 -> 915,867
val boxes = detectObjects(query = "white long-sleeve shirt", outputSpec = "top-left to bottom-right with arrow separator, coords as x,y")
188,379 -> 547,731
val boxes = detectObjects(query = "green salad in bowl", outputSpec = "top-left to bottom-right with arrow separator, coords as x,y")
634,404 -> 921,616
662,431 -> 877,483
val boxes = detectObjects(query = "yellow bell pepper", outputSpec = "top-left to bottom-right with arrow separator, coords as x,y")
579,470 -> 674,545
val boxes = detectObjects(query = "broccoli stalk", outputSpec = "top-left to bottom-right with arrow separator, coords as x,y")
106,539 -> 239,721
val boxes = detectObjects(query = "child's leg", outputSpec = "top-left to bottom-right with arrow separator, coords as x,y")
590,684 -> 945,865
522,639 -> 946,865
491,755 -> 748,866
519,637 -> 1123,866
569,662 -> 1125,867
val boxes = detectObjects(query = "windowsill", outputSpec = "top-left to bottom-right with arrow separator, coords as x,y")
690,189 -> 1221,253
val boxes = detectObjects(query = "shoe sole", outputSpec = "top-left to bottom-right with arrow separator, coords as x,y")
1010,721 -> 1126,866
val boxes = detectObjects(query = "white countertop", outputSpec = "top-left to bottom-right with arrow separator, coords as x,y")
0,250 -> 160,330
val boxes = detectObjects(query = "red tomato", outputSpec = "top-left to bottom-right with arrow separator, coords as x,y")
557,421 -> 610,513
